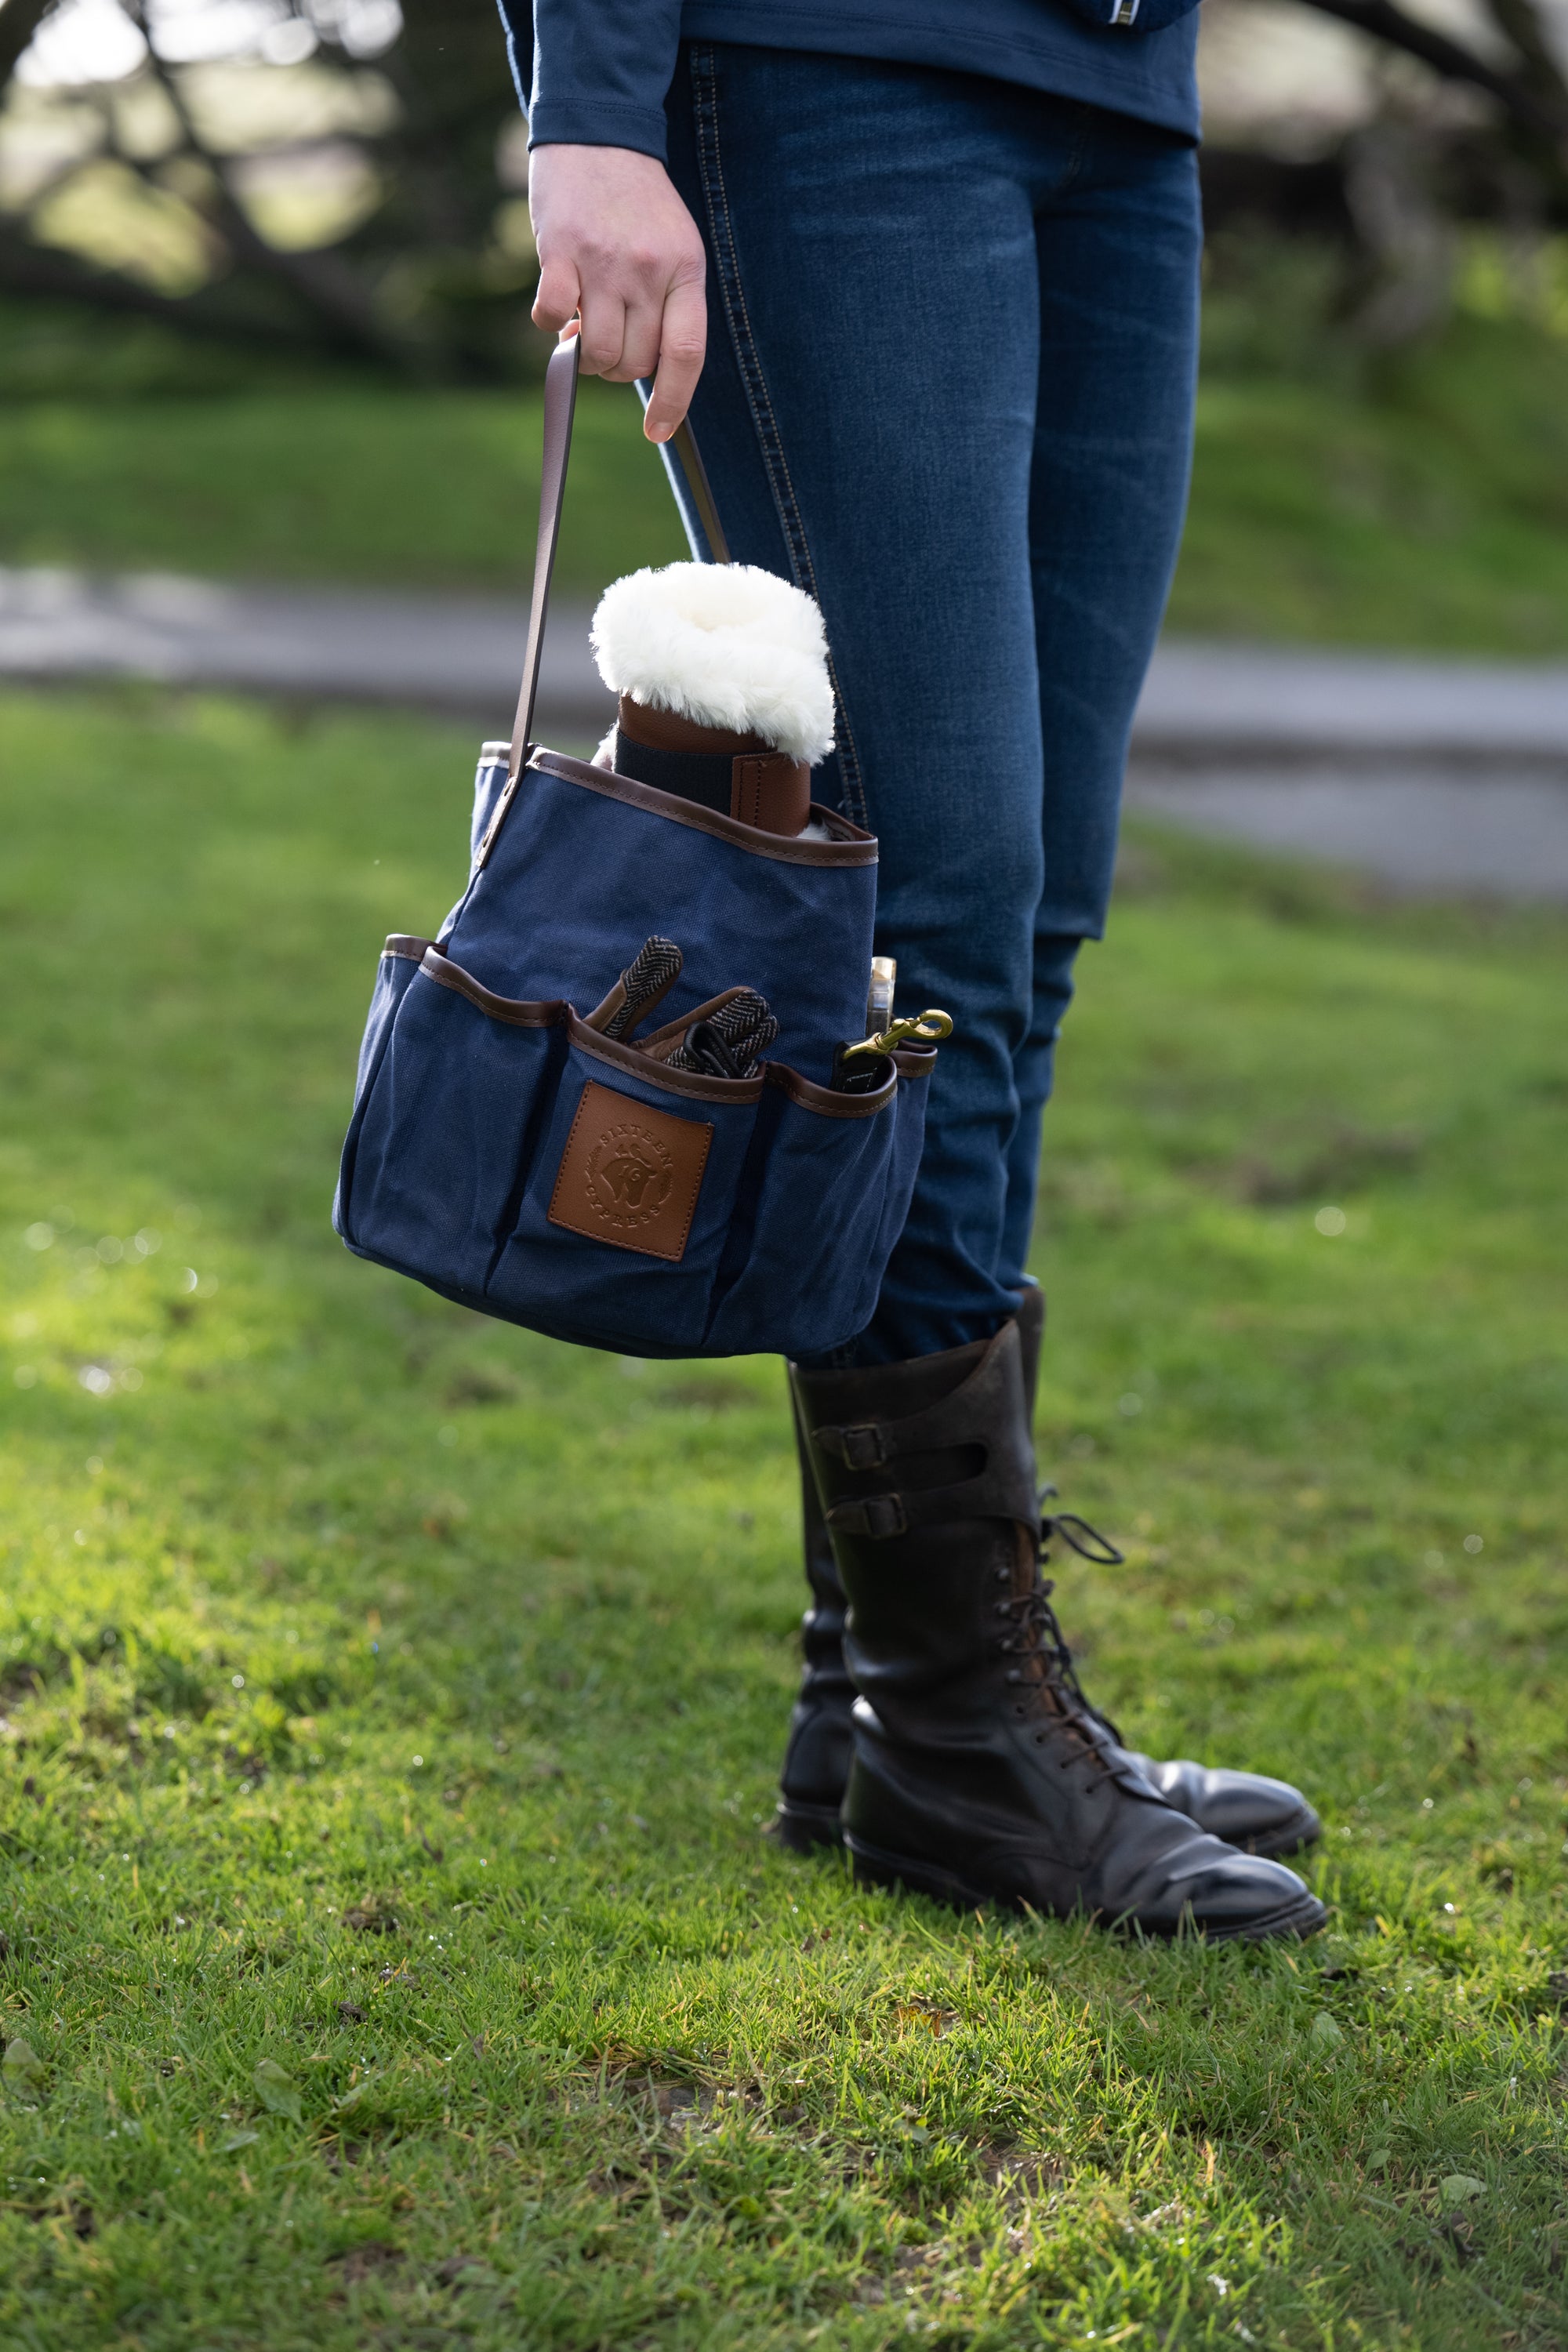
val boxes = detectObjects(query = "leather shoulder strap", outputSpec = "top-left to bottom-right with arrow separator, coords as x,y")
474,336 -> 731,872
506,330 -> 580,788
635,376 -> 731,564
669,416 -> 731,565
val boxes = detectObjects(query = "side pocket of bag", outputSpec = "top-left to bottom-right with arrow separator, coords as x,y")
341,951 -> 568,1298
703,1051 -> 935,1359
334,938 -> 432,1244
488,1015 -> 762,1355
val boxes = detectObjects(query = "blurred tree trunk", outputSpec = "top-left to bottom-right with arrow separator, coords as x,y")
0,0 -> 53,84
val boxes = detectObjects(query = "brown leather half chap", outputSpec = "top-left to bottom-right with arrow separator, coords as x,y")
618,695 -> 811,838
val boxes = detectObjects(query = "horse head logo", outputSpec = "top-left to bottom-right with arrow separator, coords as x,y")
586,1122 -> 674,1226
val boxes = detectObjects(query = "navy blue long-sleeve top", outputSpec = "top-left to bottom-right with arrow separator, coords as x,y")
499,1 -> 1202,154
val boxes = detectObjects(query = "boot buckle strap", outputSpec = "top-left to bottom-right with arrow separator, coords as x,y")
825,1492 -> 908,1540
815,1421 -> 891,1470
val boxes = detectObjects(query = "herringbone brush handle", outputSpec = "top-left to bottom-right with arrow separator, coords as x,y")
667,989 -> 779,1079
602,935 -> 684,1040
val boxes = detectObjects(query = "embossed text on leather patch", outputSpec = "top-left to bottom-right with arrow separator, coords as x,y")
547,1079 -> 713,1261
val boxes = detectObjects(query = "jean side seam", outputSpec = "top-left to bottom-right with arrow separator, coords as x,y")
688,45 -> 870,830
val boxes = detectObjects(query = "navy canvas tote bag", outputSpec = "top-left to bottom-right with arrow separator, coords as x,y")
333,336 -> 935,1359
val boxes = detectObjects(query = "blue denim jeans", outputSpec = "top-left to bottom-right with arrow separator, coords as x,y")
661,45 -> 1202,1363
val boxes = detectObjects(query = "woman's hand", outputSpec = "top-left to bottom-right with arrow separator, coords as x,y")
528,143 -> 707,443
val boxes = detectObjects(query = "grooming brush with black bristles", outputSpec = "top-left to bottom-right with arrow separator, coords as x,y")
585,936 -> 684,1039
666,989 -> 779,1080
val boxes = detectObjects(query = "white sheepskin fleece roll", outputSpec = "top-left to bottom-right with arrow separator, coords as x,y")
590,562 -> 836,766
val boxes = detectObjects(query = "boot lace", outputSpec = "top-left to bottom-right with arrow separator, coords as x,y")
996,1486 -> 1127,1766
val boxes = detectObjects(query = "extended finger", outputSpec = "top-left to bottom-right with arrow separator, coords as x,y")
642,276 -> 707,442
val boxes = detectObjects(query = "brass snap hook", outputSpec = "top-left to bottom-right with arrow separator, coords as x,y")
839,1010 -> 953,1065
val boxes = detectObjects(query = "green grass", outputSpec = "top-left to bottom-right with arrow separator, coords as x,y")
1172,319 -> 1568,654
4,312 -> 1568,648
0,378 -> 687,603
2,684 -> 1566,2349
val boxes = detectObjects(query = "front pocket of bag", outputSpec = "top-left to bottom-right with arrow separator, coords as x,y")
343,958 -> 567,1298
704,1058 -> 934,1358
487,1022 -> 760,1354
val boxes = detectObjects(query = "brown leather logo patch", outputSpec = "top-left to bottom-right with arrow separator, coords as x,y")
547,1080 -> 713,1261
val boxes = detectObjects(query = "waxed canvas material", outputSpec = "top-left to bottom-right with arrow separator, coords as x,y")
453,748 -> 875,1088
332,752 -> 933,1357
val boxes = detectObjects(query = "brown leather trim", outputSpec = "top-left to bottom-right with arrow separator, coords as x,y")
618,701 -> 810,837
419,949 -> 566,1029
384,934 -> 435,963
582,974 -> 630,1035
766,1064 -> 896,1120
400,949 -> 930,1122
619,693 -> 767,757
732,750 -> 810,835
567,1009 -> 764,1104
530,750 -> 877,867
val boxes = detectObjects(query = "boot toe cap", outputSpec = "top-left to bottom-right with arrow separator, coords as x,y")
1120,1830 -> 1327,1942
1129,1754 -> 1322,1859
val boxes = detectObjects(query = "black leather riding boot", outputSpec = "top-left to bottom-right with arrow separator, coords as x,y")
774,1287 -> 1320,1862
790,1319 -> 1326,1940
773,1387 -> 858,1852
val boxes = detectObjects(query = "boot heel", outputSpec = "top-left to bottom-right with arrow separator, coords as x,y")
770,1798 -> 844,1853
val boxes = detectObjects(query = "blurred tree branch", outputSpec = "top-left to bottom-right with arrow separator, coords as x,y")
5,0 -> 1566,379
129,12 -> 408,365
1206,0 -> 1568,352
0,0 -> 537,379
1299,0 -> 1568,151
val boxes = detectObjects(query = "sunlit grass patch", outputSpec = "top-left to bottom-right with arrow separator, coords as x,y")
0,688 -> 1564,2347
